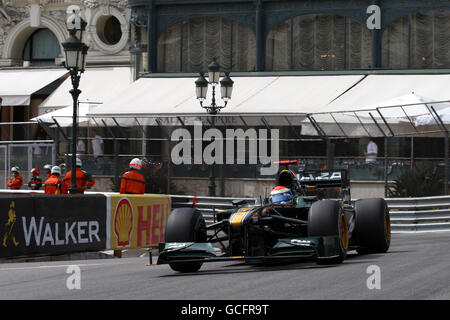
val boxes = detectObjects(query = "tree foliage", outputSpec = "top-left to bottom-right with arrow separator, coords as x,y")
388,165 -> 444,197
141,163 -> 183,195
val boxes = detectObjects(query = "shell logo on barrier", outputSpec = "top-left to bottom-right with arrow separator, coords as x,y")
114,198 -> 133,247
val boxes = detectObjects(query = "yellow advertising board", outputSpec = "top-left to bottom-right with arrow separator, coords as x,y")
106,194 -> 171,250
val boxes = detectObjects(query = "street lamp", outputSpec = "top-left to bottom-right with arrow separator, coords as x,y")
62,12 -> 88,194
195,59 -> 234,196
195,58 -> 234,115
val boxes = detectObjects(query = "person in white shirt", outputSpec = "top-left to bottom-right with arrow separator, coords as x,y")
76,134 -> 86,158
364,137 -> 378,164
33,143 -> 42,156
32,136 -> 43,156
91,129 -> 104,159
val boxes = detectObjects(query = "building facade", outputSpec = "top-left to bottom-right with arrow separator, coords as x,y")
126,0 -> 450,161
128,0 -> 450,76
0,0 -> 131,67
0,0 -> 132,136
0,1 -> 133,188
121,0 -> 450,197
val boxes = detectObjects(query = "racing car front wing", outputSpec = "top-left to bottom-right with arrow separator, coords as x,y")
157,235 -> 342,264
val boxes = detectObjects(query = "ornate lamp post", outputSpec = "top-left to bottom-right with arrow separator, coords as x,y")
62,11 -> 88,194
195,59 -> 234,196
195,59 -> 234,115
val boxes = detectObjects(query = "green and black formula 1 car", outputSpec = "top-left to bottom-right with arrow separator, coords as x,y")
158,161 -> 391,273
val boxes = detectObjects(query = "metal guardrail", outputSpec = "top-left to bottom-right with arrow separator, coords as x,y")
170,195 -> 257,220
385,196 -> 450,232
169,194 -> 450,233
1,190 -> 449,233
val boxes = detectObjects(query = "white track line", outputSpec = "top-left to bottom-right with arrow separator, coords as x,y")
0,260 -> 137,271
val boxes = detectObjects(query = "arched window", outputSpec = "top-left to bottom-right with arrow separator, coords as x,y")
23,29 -> 60,66
382,11 -> 450,69
157,17 -> 256,72
266,14 -> 371,71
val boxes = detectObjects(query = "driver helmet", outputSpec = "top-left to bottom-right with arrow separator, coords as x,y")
31,168 -> 40,176
270,186 -> 294,205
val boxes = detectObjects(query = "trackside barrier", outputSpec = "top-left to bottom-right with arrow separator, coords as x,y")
105,194 -> 171,250
170,194 -> 450,233
0,189 -> 449,259
385,196 -> 450,233
0,194 -> 107,259
170,195 -> 257,222
6,191 -> 446,233
0,190 -> 171,259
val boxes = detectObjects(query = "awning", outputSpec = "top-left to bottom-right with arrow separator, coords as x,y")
415,105 -> 450,126
0,68 -> 68,106
31,102 -> 100,127
310,79 -> 450,137
323,74 -> 450,113
39,66 -> 132,112
88,74 -> 365,117
85,72 -> 450,137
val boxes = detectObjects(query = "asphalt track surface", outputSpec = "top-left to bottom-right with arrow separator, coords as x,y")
0,232 -> 449,300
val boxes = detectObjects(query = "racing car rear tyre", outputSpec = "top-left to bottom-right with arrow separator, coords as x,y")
308,200 -> 348,265
165,207 -> 207,273
354,198 -> 391,254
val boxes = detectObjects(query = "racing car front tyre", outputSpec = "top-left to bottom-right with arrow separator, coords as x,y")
354,198 -> 391,254
308,200 -> 348,265
165,207 -> 207,273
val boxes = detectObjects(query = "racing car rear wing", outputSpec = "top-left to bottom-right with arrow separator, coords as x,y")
298,169 -> 350,189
